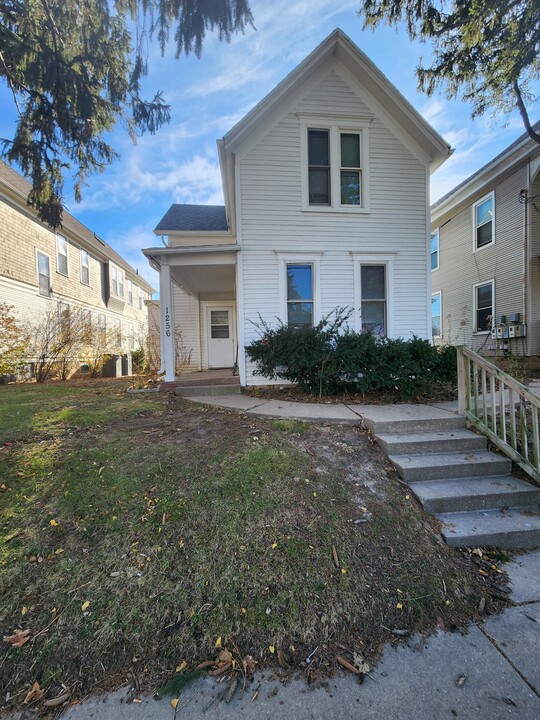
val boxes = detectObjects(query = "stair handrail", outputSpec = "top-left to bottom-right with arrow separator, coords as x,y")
456,346 -> 540,483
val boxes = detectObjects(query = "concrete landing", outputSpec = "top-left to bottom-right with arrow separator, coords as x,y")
439,506 -> 540,548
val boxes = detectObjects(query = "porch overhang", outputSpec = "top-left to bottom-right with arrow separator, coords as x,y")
142,244 -> 239,299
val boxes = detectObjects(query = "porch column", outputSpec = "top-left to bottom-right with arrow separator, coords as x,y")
159,262 -> 176,382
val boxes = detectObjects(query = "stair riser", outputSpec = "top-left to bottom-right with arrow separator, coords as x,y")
175,385 -> 241,397
364,417 -> 466,435
393,459 -> 512,482
420,490 -> 540,514
378,436 -> 486,456
443,529 -> 540,549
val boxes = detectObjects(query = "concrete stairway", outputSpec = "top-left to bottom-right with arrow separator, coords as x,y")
363,407 -> 540,549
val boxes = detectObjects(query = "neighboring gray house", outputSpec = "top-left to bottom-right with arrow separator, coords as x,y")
143,29 -> 451,385
431,123 -> 540,358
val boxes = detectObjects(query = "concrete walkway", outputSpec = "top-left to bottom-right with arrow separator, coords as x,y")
12,550 -> 540,720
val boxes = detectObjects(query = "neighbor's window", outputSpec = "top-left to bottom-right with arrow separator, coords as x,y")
474,280 -> 494,332
287,264 -> 313,329
127,279 -> 133,305
340,132 -> 361,205
361,265 -> 386,336
431,229 -> 439,271
138,286 -> 143,310
99,314 -> 107,344
431,292 -> 442,338
37,252 -> 51,296
115,319 -> 122,347
129,322 -> 135,349
111,265 -> 118,295
81,248 -> 90,285
58,302 -> 71,337
57,235 -> 68,275
474,193 -> 494,249
308,129 -> 330,205
118,269 -> 124,297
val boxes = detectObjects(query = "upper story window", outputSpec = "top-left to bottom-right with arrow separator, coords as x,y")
127,279 -> 133,305
37,251 -> 51,296
57,235 -> 68,275
301,115 -> 371,213
138,286 -> 143,310
431,229 -> 439,271
80,249 -> 90,285
473,193 -> 494,250
111,265 -> 125,298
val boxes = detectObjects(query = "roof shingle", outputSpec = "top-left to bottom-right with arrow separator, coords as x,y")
154,204 -> 228,233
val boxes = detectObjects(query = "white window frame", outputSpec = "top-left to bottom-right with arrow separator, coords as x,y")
80,248 -> 90,285
299,114 -> 371,214
472,191 -> 495,252
473,279 -> 495,334
118,269 -> 124,298
277,252 -> 322,328
36,250 -> 51,297
352,253 -> 395,337
57,234 -> 68,276
431,228 -> 440,272
127,279 -> 133,305
138,285 -> 143,310
431,291 -> 442,339
110,264 -> 125,298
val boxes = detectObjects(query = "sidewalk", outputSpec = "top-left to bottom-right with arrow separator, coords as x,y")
16,550 -> 540,720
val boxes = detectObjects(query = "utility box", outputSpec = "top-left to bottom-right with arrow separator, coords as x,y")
514,324 -> 527,337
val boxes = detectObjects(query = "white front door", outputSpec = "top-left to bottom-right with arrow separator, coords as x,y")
207,306 -> 235,368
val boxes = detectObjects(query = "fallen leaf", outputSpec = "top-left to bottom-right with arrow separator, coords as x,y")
341,568 -> 347,574
176,661 -> 187,673
241,607 -> 247,615
132,698 -> 142,704
217,649 -> 233,665
271,542 -> 278,549
215,636 -> 222,649
171,698 -> 179,709
268,645 -> 275,654
49,519 -> 59,527
21,607 -> 27,616
396,602 -> 403,609
243,655 -> 256,675
456,674 -> 466,687
43,692 -> 70,707
23,682 -> 44,704
3,628 -> 30,647
81,601 -> 90,612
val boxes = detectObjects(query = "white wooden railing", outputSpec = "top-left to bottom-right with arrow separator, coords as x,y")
457,346 -> 540,483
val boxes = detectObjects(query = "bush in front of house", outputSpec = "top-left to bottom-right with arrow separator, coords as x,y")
245,309 -> 457,398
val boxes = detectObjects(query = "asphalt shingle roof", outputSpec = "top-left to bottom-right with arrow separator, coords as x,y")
154,204 -> 228,233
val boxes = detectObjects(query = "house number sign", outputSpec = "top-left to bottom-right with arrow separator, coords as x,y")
165,306 -> 171,337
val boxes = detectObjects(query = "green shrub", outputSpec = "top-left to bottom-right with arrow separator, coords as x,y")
245,310 -> 457,398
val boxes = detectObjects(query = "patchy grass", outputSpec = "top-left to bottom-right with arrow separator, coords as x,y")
0,380 -> 506,711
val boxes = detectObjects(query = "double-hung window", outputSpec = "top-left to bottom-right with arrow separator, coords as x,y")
57,235 -> 68,275
431,229 -> 439,271
111,265 -> 118,295
287,264 -> 313,329
360,265 -> 386,336
99,314 -> 107,345
37,252 -> 51,296
302,116 -> 371,212
115,319 -> 122,347
118,269 -> 124,297
127,279 -> 133,305
138,286 -> 143,310
474,280 -> 494,333
474,193 -> 494,250
431,292 -> 442,338
129,322 -> 135,349
81,249 -> 90,285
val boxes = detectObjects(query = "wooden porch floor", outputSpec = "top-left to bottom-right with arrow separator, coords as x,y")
161,368 -> 239,391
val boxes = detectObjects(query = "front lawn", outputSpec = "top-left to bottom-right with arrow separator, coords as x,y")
0,381 -> 506,711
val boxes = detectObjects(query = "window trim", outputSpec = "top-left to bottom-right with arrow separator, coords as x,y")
80,248 -> 90,286
36,249 -> 52,297
56,234 -> 69,276
300,114 -> 371,214
277,252 -> 322,328
352,253 -> 395,336
473,279 -> 495,334
431,228 -> 440,272
431,291 -> 442,339
127,278 -> 133,305
472,191 -> 495,252
110,264 -> 125,298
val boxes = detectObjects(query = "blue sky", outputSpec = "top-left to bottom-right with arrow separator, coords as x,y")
1,0 -> 538,292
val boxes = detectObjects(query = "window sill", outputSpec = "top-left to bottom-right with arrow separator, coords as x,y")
56,270 -> 68,277
302,205 -> 370,215
473,331 -> 490,336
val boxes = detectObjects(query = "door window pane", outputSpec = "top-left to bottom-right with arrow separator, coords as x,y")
37,252 -> 50,296
211,310 -> 230,339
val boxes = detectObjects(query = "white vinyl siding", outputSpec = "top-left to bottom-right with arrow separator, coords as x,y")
238,68 -> 429,385
172,284 -> 200,371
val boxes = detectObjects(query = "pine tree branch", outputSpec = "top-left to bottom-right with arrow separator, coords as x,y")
513,81 -> 540,145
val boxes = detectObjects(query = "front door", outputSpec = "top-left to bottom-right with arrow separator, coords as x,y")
207,306 -> 235,368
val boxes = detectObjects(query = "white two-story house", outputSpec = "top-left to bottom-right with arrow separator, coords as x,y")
143,29 -> 451,386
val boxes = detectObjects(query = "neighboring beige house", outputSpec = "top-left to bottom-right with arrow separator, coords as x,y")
143,29 -> 452,385
0,161 -> 154,376
431,123 -> 540,359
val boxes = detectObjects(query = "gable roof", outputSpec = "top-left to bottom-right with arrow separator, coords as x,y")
432,121 -> 540,225
217,28 -> 452,233
154,204 -> 228,233
0,161 -> 154,293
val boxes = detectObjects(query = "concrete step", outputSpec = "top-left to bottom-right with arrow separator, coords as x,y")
376,429 -> 486,456
360,405 -> 466,435
410,476 -> 540,514
175,384 -> 241,397
389,450 -> 512,482
438,506 -> 540,549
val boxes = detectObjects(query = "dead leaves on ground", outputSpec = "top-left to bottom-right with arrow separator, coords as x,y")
3,628 -> 30,647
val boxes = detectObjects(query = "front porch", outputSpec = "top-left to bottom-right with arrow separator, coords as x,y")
160,368 -> 240,393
